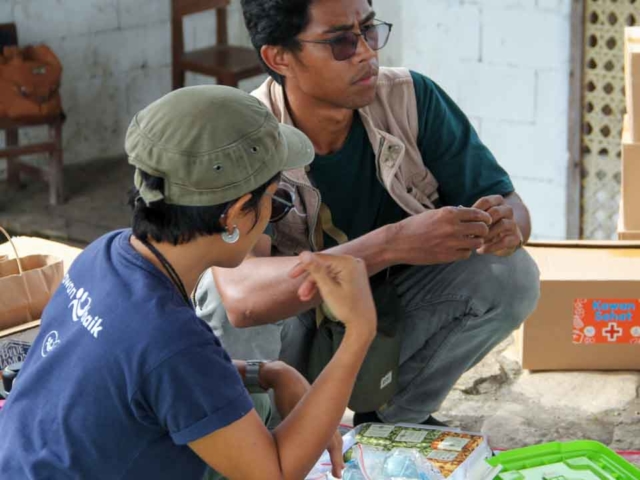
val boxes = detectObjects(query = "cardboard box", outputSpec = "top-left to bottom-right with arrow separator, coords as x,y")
621,115 -> 640,230
625,27 -> 640,142
520,242 -> 640,371
618,200 -> 640,240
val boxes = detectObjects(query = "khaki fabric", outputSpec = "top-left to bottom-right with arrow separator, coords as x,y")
252,67 -> 440,253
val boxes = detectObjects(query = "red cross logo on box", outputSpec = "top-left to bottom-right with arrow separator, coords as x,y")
573,298 -> 640,345
603,323 -> 623,342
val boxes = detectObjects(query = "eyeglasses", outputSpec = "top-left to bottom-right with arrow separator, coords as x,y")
267,188 -> 295,223
298,21 -> 393,61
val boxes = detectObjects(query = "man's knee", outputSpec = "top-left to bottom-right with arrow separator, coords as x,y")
492,248 -> 540,329
471,249 -> 540,331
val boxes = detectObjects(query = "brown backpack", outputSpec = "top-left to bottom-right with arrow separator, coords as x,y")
0,44 -> 62,120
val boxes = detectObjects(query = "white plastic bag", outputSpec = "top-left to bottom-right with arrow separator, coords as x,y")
343,445 -> 444,480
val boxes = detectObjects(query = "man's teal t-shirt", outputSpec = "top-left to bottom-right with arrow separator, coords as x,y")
308,71 -> 514,248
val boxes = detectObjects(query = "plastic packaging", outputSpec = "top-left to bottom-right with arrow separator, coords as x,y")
341,445 -> 444,480
383,448 -> 445,479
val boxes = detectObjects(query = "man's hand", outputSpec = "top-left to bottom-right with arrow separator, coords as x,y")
391,207 -> 492,265
472,195 -> 523,257
265,361 -> 345,477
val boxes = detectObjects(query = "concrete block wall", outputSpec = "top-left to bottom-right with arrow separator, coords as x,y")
394,0 -> 572,239
0,0 -> 266,181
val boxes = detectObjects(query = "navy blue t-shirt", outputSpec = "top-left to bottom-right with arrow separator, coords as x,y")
0,230 -> 253,479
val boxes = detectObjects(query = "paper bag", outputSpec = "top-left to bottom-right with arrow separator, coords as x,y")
0,228 -> 64,330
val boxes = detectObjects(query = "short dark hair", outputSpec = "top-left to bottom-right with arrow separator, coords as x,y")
241,0 -> 372,84
128,171 -> 279,245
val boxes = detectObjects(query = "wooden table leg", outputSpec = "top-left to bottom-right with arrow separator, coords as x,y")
217,74 -> 238,88
49,122 -> 64,205
173,68 -> 186,90
5,128 -> 20,188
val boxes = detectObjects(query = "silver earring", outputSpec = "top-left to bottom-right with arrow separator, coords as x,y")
221,226 -> 240,244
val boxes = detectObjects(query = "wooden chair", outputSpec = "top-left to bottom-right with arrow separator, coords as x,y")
0,23 -> 65,205
171,0 -> 264,89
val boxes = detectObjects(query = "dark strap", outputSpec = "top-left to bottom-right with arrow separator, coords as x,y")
139,238 -> 192,308
318,203 -> 348,246
370,264 -> 411,289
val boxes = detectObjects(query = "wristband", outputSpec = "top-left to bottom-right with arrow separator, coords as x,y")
244,360 -> 267,393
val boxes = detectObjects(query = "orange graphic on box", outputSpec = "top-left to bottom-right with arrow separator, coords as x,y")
573,299 -> 640,345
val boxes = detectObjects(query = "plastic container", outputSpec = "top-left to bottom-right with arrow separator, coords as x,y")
487,440 -> 640,480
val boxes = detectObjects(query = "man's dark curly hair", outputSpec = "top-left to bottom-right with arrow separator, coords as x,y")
241,0 -> 373,84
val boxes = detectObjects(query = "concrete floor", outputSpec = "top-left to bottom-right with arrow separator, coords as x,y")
0,156 -> 132,245
1,157 -> 639,465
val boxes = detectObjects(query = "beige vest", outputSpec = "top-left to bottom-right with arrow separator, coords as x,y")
252,67 -> 440,254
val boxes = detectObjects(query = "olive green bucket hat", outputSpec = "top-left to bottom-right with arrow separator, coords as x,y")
125,85 -> 314,206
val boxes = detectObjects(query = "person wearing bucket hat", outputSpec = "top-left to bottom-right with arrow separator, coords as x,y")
0,86 -> 378,480
195,0 -> 541,429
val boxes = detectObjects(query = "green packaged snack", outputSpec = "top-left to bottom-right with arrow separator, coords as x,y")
353,423 -> 487,478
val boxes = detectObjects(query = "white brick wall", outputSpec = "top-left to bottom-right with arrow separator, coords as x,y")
0,0 -> 265,180
483,8 -> 569,68
13,0 -> 119,41
117,0 -> 170,30
0,1 -> 13,22
459,63 -> 537,122
389,0 -> 572,239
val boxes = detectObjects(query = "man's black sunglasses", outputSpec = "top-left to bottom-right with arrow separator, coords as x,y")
298,21 -> 393,61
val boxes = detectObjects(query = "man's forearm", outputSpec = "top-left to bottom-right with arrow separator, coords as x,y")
215,223 -> 398,327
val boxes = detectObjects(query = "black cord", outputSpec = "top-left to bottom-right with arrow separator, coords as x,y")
139,237 -> 192,308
